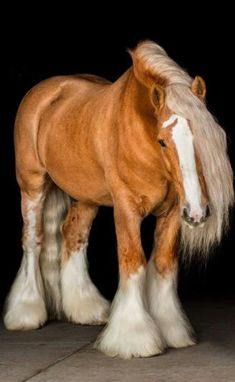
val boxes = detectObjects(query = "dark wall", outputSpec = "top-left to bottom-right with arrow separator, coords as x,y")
1,9 -> 234,306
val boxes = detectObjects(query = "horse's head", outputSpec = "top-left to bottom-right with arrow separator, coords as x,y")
151,76 -> 210,228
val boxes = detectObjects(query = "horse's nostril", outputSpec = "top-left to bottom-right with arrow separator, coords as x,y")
183,208 -> 188,218
205,205 -> 211,218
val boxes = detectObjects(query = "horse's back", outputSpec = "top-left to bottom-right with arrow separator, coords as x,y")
15,74 -> 110,128
15,75 -> 112,200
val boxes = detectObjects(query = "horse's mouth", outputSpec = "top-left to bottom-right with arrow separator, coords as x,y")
183,221 -> 205,229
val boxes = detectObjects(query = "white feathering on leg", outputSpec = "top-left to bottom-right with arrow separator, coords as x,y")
95,266 -> 165,358
4,195 -> 47,330
147,259 -> 196,348
61,244 -> 110,324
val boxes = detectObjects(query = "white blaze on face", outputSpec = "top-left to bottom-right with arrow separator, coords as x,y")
163,114 -> 203,218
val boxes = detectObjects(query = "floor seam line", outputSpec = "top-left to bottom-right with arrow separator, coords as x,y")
21,341 -> 92,382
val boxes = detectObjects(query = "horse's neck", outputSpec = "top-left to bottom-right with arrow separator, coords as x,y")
117,69 -> 159,155
118,69 -> 158,136
106,69 -> 161,178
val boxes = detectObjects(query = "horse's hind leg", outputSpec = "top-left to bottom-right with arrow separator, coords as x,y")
61,201 -> 110,324
4,184 -> 48,330
146,207 -> 196,348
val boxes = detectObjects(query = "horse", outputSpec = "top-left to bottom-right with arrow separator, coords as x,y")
4,41 -> 233,359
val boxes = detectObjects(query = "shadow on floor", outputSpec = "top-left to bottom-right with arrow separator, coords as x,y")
1,300 -> 235,382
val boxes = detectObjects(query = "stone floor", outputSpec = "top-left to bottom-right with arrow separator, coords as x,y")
0,300 -> 235,382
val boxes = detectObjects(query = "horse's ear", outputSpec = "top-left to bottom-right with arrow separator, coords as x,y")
191,76 -> 206,100
129,49 -> 160,88
150,84 -> 165,112
129,45 -> 168,88
129,49 -> 150,86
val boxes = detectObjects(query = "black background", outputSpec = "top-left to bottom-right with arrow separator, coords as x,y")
1,7 -> 234,308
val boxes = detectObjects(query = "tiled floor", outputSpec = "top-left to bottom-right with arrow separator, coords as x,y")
1,300 -> 235,381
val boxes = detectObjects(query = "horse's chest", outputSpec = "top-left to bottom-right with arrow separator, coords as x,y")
128,178 -> 169,214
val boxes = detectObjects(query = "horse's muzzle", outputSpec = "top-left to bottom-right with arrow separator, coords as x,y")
181,204 -> 211,228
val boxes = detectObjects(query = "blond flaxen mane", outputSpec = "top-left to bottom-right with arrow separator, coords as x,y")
132,41 -> 234,259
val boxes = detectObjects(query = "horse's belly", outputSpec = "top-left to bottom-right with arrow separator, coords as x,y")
52,174 -> 112,205
43,136 -> 112,205
47,163 -> 113,205
38,104 -> 112,205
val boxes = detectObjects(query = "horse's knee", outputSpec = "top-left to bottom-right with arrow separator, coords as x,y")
154,252 -> 176,276
61,202 -> 97,259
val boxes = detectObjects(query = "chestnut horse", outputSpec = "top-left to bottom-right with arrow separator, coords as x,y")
4,41 -> 233,358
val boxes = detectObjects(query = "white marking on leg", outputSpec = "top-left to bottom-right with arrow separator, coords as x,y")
95,266 -> 164,358
26,197 -> 40,250
147,260 -> 195,348
61,244 -> 110,324
4,195 -> 47,330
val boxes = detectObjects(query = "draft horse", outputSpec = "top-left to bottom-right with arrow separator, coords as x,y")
4,41 -> 233,358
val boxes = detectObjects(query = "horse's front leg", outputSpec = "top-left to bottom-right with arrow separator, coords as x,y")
96,196 -> 164,358
147,207 -> 196,348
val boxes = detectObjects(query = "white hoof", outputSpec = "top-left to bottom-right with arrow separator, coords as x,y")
63,290 -> 110,325
4,251 -> 47,331
95,315 -> 164,358
147,260 -> 196,349
162,320 -> 196,348
4,299 -> 47,330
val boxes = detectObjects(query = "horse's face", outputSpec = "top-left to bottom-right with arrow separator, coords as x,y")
151,79 -> 210,228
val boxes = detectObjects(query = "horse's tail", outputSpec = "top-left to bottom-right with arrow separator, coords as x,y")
40,182 -> 72,318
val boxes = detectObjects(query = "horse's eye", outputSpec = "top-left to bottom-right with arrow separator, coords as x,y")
158,139 -> 167,147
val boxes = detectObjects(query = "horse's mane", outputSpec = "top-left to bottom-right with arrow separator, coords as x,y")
131,41 -> 234,260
